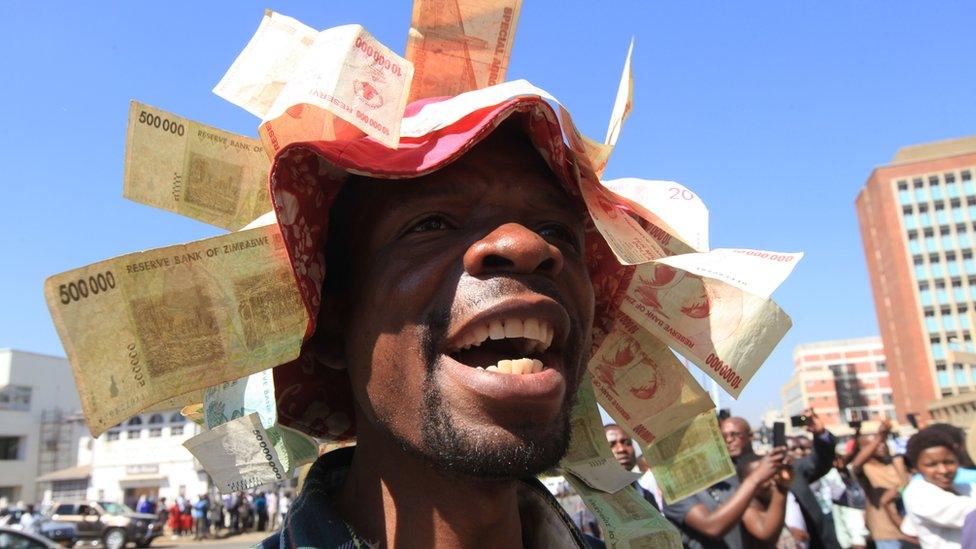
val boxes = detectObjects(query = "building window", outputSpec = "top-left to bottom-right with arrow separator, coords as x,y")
947,173 -> 957,184
126,429 -> 142,439
171,425 -> 184,436
149,428 -> 162,438
0,385 -> 32,412
898,180 -> 909,191
876,361 -> 886,372
914,178 -> 924,188
963,171 -> 972,182
882,394 -> 894,404
148,414 -> 164,425
0,437 -> 22,460
930,176 -> 941,186
903,205 -> 913,215
107,432 -> 120,441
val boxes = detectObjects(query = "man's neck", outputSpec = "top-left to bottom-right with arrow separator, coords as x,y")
334,428 -> 525,548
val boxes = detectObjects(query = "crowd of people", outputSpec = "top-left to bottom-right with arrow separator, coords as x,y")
553,410 -> 976,549
134,490 -> 292,540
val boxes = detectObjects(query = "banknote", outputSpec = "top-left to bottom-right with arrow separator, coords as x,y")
619,261 -> 791,397
646,411 -> 735,504
602,178 -> 709,254
203,369 -> 319,472
589,314 -> 714,448
604,39 -> 634,149
213,10 -> 318,119
143,388 -> 204,414
561,375 -> 641,493
258,23 -> 415,153
565,474 -> 682,548
578,175 -> 668,265
204,369 -> 277,429
184,413 -> 287,494
44,225 -> 308,436
405,0 -> 522,102
654,248 -> 803,299
123,101 -> 272,231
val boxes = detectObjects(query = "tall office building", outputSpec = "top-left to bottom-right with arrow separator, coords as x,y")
856,136 -> 976,422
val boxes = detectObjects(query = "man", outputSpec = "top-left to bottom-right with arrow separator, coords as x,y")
788,436 -> 813,461
262,119 -> 600,547
781,410 -> 842,549
720,416 -> 756,465
849,419 -> 908,549
604,423 -> 660,510
664,416 -> 788,549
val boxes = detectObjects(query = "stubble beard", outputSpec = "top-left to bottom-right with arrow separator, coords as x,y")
381,303 -> 587,479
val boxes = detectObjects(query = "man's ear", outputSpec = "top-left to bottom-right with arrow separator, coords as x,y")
303,295 -> 347,371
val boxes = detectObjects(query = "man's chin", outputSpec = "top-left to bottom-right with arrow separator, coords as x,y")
421,411 -> 573,479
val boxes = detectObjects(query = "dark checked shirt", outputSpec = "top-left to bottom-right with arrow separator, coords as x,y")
260,446 -> 602,548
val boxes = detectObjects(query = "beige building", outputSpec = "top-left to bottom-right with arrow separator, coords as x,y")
781,337 -> 895,436
0,349 -> 84,505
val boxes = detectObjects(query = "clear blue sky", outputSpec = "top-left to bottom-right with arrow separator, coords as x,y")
2,2 -> 975,426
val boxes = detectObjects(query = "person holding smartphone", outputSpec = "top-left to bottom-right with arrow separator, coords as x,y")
849,419 -> 909,549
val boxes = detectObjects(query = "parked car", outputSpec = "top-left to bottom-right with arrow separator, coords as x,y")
0,509 -> 76,547
0,526 -> 64,549
48,501 -> 160,549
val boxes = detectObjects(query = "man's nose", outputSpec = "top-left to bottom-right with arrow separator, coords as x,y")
463,223 -> 564,278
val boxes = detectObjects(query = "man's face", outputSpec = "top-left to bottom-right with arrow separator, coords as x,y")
333,125 -> 595,478
605,426 -> 636,471
720,418 -> 752,458
788,436 -> 812,459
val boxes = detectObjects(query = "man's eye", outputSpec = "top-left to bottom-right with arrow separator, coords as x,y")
538,223 -> 579,249
409,214 -> 453,233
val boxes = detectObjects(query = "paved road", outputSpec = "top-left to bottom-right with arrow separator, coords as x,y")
75,531 -> 267,549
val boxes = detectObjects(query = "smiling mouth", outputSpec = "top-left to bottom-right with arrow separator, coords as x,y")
447,317 -> 556,375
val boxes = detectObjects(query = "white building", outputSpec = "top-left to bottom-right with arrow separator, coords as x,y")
83,410 -> 208,507
0,349 -> 84,505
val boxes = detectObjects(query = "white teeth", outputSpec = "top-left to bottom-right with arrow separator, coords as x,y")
474,325 -> 489,345
504,319 -> 524,338
532,359 -> 544,373
454,317 -> 554,353
486,365 -> 499,372
489,320 -> 505,340
497,360 -> 512,373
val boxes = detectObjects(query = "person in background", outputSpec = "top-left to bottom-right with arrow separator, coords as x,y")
278,492 -> 291,526
925,423 -> 976,483
167,499 -> 182,539
782,410 -> 841,549
228,492 -> 241,533
664,416 -> 789,549
266,490 -> 278,532
209,496 -> 224,538
605,423 -> 660,511
814,454 -> 867,549
156,497 -> 168,534
18,504 -> 39,535
721,417 -> 758,465
849,419 -> 908,549
255,492 -> 268,531
136,495 -> 152,514
736,452 -> 792,548
192,494 -> 209,540
896,427 -> 976,549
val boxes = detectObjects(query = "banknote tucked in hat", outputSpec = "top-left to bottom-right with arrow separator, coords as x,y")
45,4 -> 801,545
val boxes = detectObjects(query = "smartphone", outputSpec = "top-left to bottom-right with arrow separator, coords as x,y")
907,413 -> 919,429
789,414 -> 808,428
773,421 -> 786,448
848,419 -> 862,431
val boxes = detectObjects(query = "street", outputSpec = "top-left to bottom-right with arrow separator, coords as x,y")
72,532 -> 267,549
